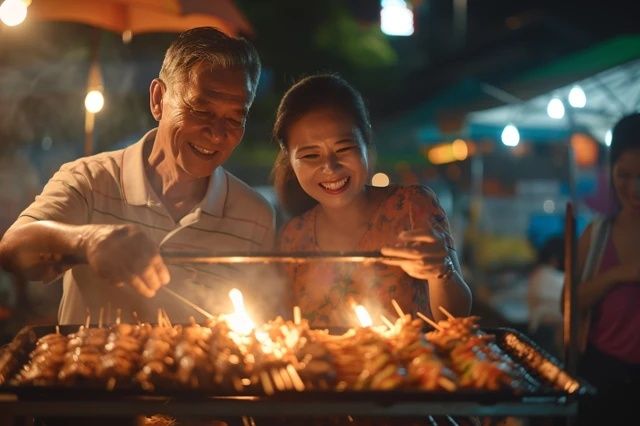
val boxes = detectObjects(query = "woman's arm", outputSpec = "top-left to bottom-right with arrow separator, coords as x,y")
424,250 -> 472,319
574,221 -> 640,312
380,186 -> 472,321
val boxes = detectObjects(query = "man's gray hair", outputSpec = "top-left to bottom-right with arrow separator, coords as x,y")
159,27 -> 261,102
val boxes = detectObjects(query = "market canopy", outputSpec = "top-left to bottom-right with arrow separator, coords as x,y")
467,37 -> 640,144
377,35 -> 640,153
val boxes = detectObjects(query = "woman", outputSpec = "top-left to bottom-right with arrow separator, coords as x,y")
272,74 -> 471,328
575,113 -> 640,423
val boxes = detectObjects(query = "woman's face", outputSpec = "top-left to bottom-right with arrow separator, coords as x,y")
287,107 -> 369,211
612,148 -> 640,213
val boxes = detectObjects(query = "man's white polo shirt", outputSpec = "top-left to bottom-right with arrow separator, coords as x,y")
10,129 -> 276,324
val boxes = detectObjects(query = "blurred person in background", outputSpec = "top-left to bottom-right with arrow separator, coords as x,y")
527,235 -> 564,358
573,112 -> 640,424
0,27 -> 275,326
272,74 -> 471,329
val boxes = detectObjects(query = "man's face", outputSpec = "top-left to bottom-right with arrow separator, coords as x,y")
154,62 -> 253,179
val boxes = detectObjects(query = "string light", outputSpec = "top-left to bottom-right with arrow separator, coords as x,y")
568,85 -> 586,108
501,123 -> 520,147
0,0 -> 29,27
546,98 -> 565,119
380,0 -> 414,36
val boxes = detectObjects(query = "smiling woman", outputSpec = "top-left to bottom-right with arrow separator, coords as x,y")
272,74 -> 472,328
574,112 -> 640,425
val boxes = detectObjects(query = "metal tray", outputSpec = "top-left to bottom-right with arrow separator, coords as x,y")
0,325 -> 594,417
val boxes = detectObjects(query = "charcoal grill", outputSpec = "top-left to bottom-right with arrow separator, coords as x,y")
0,204 -> 588,421
0,325 -> 593,419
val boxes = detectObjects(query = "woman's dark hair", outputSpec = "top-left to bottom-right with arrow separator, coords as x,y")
609,112 -> 640,211
271,74 -> 372,217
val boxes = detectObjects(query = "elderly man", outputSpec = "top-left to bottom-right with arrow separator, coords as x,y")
0,27 -> 275,324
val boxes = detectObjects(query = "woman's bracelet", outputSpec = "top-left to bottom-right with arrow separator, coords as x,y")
436,256 -> 455,280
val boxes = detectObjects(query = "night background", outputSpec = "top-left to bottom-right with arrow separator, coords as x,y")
0,0 -> 638,353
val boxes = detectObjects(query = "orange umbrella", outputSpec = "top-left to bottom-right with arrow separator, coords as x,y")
27,0 -> 253,37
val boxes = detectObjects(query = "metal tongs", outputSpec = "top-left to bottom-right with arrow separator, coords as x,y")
161,250 -> 393,265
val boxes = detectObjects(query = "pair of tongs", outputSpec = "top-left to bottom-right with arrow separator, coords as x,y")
160,250 -> 391,265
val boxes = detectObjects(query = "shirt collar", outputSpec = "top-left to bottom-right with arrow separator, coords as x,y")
122,128 -> 155,206
122,128 -> 228,217
200,166 -> 227,217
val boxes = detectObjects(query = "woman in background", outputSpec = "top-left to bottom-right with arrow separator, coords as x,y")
574,113 -> 640,424
272,74 -> 471,328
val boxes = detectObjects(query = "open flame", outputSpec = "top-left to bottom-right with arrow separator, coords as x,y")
226,288 -> 255,336
354,304 -> 373,328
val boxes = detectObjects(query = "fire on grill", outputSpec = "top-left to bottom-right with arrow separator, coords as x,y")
3,289 -> 580,396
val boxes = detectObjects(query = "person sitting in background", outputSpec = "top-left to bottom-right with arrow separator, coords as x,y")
527,235 -> 564,357
573,112 -> 640,425
272,74 -> 472,328
0,27 -> 275,325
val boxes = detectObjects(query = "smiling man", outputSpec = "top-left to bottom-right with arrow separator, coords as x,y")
0,27 -> 275,324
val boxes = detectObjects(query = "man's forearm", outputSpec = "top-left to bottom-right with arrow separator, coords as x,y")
0,221 -> 87,281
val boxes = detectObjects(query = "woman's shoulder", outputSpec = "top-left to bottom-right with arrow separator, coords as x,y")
392,184 -> 445,215
387,184 -> 439,202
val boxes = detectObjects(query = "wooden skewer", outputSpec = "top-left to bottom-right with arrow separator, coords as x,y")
293,306 -> 301,325
157,309 -> 163,327
286,364 -> 305,391
98,307 -> 104,329
380,315 -> 395,330
259,371 -> 274,395
162,309 -> 173,328
55,325 -> 60,335
417,312 -> 442,331
279,367 -> 294,390
391,299 -> 405,318
116,308 -> 122,325
408,199 -> 415,230
271,368 -> 285,391
438,306 -> 454,319
85,310 -> 91,328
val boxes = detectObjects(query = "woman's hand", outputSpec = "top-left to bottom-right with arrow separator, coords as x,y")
380,227 -> 455,281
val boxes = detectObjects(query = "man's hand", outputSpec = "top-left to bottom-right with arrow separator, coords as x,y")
80,224 -> 170,297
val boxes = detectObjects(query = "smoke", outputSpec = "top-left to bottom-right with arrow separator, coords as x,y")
0,24 -> 156,156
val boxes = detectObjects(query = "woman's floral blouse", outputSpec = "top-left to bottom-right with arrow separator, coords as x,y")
278,185 -> 454,328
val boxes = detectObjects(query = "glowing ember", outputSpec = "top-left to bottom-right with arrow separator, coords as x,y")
354,305 -> 373,328
226,288 -> 255,336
